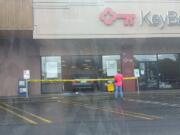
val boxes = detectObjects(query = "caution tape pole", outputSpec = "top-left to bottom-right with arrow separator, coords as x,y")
137,77 -> 140,94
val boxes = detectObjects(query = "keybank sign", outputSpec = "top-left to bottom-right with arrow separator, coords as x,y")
99,8 -> 180,29
141,11 -> 180,29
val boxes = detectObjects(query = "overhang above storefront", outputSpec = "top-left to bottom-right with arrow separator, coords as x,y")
33,0 -> 180,39
36,38 -> 180,56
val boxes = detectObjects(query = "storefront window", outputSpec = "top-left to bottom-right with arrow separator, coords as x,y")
158,54 -> 180,89
102,55 -> 120,77
41,56 -> 62,93
41,56 -> 62,79
134,55 -> 157,62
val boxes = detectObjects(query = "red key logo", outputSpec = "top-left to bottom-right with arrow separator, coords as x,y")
99,8 -> 136,26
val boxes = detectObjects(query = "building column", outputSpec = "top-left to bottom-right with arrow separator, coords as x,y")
0,39 -> 41,97
121,48 -> 136,92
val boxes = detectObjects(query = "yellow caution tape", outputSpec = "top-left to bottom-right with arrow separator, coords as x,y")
28,77 -> 137,83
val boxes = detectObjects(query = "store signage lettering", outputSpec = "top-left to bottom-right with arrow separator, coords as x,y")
141,11 -> 180,29
100,8 -> 180,29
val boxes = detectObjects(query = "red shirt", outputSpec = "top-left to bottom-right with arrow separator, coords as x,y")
114,73 -> 123,86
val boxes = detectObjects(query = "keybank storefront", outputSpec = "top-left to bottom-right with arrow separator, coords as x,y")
32,0 -> 180,94
1,0 -> 180,96
40,52 -> 180,93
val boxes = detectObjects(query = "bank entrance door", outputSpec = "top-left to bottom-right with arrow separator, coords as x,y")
61,55 -> 102,92
134,55 -> 158,90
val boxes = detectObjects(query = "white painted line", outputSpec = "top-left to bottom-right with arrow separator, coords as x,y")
136,100 -> 144,103
160,103 -> 169,106
126,98 -> 180,108
57,100 -> 62,102
128,99 -> 135,101
169,104 -> 179,107
51,97 -> 59,99
152,101 -> 161,104
143,101 -> 152,104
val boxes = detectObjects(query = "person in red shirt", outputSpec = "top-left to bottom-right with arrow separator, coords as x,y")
114,71 -> 124,98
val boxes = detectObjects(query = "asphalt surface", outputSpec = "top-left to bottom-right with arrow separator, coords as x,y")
0,92 -> 180,135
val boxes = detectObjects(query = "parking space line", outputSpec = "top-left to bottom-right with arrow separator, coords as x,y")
0,105 -> 37,125
152,101 -> 161,104
1,103 -> 52,124
57,100 -> 161,120
124,110 -> 162,119
170,104 -> 179,107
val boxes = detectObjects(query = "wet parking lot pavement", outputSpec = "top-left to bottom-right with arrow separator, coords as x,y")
1,91 -> 180,135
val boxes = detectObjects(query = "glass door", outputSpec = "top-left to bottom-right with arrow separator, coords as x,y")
158,54 -> 180,89
134,55 -> 158,90
61,55 -> 102,92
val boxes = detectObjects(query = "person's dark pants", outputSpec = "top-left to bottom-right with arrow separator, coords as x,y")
114,85 -> 123,98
